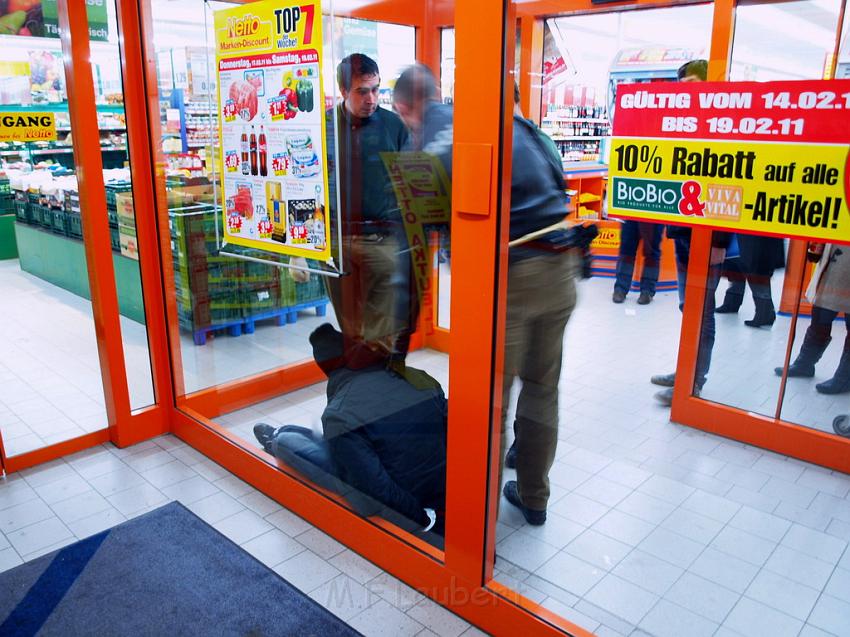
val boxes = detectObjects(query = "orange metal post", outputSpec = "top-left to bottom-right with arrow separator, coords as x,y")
519,15 -> 544,124
58,0 -> 132,442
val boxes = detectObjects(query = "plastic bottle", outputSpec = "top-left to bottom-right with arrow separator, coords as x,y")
250,126 -> 258,176
258,126 -> 267,177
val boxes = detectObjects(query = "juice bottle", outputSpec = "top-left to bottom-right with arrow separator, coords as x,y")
250,126 -> 258,176
259,126 -> 267,177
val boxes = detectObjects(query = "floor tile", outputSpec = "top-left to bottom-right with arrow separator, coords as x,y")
710,526 -> 776,567
87,465 -> 147,498
660,507 -> 724,545
329,549 -> 383,585
611,549 -> 683,596
513,511 -> 585,549
808,594 -> 850,637
159,475 -> 220,505
139,460 -> 198,489
781,523 -> 847,564
213,508 -> 273,545
638,527 -> 704,569
0,479 -> 39,511
296,528 -> 347,561
535,551 -> 606,597
183,491 -> 246,525
537,597 -> 600,633
406,597 -> 470,637
763,545 -> 836,590
823,567 -> 850,605
266,507 -> 313,536
638,599 -> 718,637
564,529 -> 631,570
723,597 -> 803,637
274,549 -> 341,594
637,475 -> 695,506
584,574 -> 659,626
595,460 -> 652,489
366,572 -> 426,612
572,475 -> 633,508
0,499 -> 55,534
745,569 -> 820,621
592,509 -> 655,546
688,547 -> 760,594
238,491 -> 282,517
615,491 -> 677,525
33,474 -> 92,506
0,547 -> 23,573
106,482 -> 167,517
799,623 -> 842,637
308,573 -> 374,622
241,528 -> 305,568
350,599 -> 423,637
6,516 -> 73,555
49,490 -> 113,525
66,507 -> 126,539
549,492 -> 609,527
213,475 -> 255,499
728,506 -> 792,543
664,571 -> 738,623
680,489 -> 741,524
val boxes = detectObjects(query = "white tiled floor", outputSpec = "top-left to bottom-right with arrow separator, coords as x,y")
0,437 -> 485,637
3,251 -> 850,636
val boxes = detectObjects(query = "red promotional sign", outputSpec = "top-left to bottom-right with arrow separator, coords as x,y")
613,80 -> 850,145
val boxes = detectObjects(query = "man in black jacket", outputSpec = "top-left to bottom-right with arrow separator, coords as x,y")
501,84 -> 579,526
325,54 -> 413,368
255,323 -> 447,535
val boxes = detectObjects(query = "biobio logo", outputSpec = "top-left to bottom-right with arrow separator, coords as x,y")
613,177 -> 688,215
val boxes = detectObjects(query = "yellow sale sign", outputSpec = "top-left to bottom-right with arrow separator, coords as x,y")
0,112 -> 56,142
214,0 -> 331,260
608,81 -> 850,244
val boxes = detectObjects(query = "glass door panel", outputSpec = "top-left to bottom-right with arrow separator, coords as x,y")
149,0 -> 455,549
696,0 -> 843,420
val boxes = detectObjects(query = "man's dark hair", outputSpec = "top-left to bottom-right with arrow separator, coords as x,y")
337,53 -> 380,91
393,64 -> 437,106
514,81 -> 521,105
677,59 -> 708,81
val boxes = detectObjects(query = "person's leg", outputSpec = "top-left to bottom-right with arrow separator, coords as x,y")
637,222 -> 663,299
693,263 -> 721,390
816,313 -> 850,394
775,305 -> 835,377
673,238 -> 689,310
513,253 -> 577,511
744,273 -> 776,328
716,259 -> 745,313
614,221 -> 639,300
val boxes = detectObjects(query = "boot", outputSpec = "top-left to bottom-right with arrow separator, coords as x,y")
774,327 -> 831,377
816,335 -> 850,394
745,298 -> 776,328
715,291 -> 743,314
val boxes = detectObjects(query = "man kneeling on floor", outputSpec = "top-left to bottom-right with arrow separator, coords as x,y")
254,323 -> 447,536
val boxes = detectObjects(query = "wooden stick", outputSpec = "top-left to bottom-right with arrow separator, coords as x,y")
508,219 -> 574,248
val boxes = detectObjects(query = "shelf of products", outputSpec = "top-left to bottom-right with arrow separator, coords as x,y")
542,103 -> 611,164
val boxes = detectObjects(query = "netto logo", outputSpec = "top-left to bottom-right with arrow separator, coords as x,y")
226,14 -> 261,38
612,177 -> 683,215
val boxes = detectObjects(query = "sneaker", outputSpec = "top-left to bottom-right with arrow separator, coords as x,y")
654,386 -> 700,407
503,481 -> 546,525
612,290 -> 626,304
505,441 -> 517,469
650,372 -> 676,387
253,423 -> 278,451
637,292 -> 652,305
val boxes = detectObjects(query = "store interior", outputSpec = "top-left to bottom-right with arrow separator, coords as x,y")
1,0 -> 850,635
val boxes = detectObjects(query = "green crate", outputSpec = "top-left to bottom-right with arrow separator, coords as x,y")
0,194 -> 13,215
105,182 -> 133,208
50,208 -> 68,235
14,199 -> 34,224
0,179 -> 10,196
110,225 -> 120,251
66,211 -> 82,238
33,203 -> 53,228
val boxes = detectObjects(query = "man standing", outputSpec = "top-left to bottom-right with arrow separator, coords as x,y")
501,84 -> 579,525
612,220 -> 664,305
325,53 -> 412,368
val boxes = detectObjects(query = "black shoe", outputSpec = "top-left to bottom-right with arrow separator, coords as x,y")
637,292 -> 652,305
505,441 -> 517,469
715,302 -> 740,314
744,310 -> 776,328
503,480 -> 546,526
253,423 -> 277,451
612,290 -> 626,304
834,414 -> 850,437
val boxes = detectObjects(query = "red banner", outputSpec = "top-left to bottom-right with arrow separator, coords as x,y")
613,80 -> 850,145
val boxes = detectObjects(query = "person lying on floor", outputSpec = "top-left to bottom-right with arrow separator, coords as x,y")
254,323 -> 447,536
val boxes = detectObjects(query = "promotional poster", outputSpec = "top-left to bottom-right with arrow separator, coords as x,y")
608,80 -> 850,245
214,0 -> 331,260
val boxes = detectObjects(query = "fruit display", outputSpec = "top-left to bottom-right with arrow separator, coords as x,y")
0,0 -> 45,37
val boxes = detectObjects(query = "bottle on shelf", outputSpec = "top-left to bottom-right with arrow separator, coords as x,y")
258,125 -> 267,177
250,125 -> 258,176
241,127 -> 249,175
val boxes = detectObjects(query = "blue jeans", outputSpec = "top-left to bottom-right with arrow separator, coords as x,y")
614,221 -> 663,295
